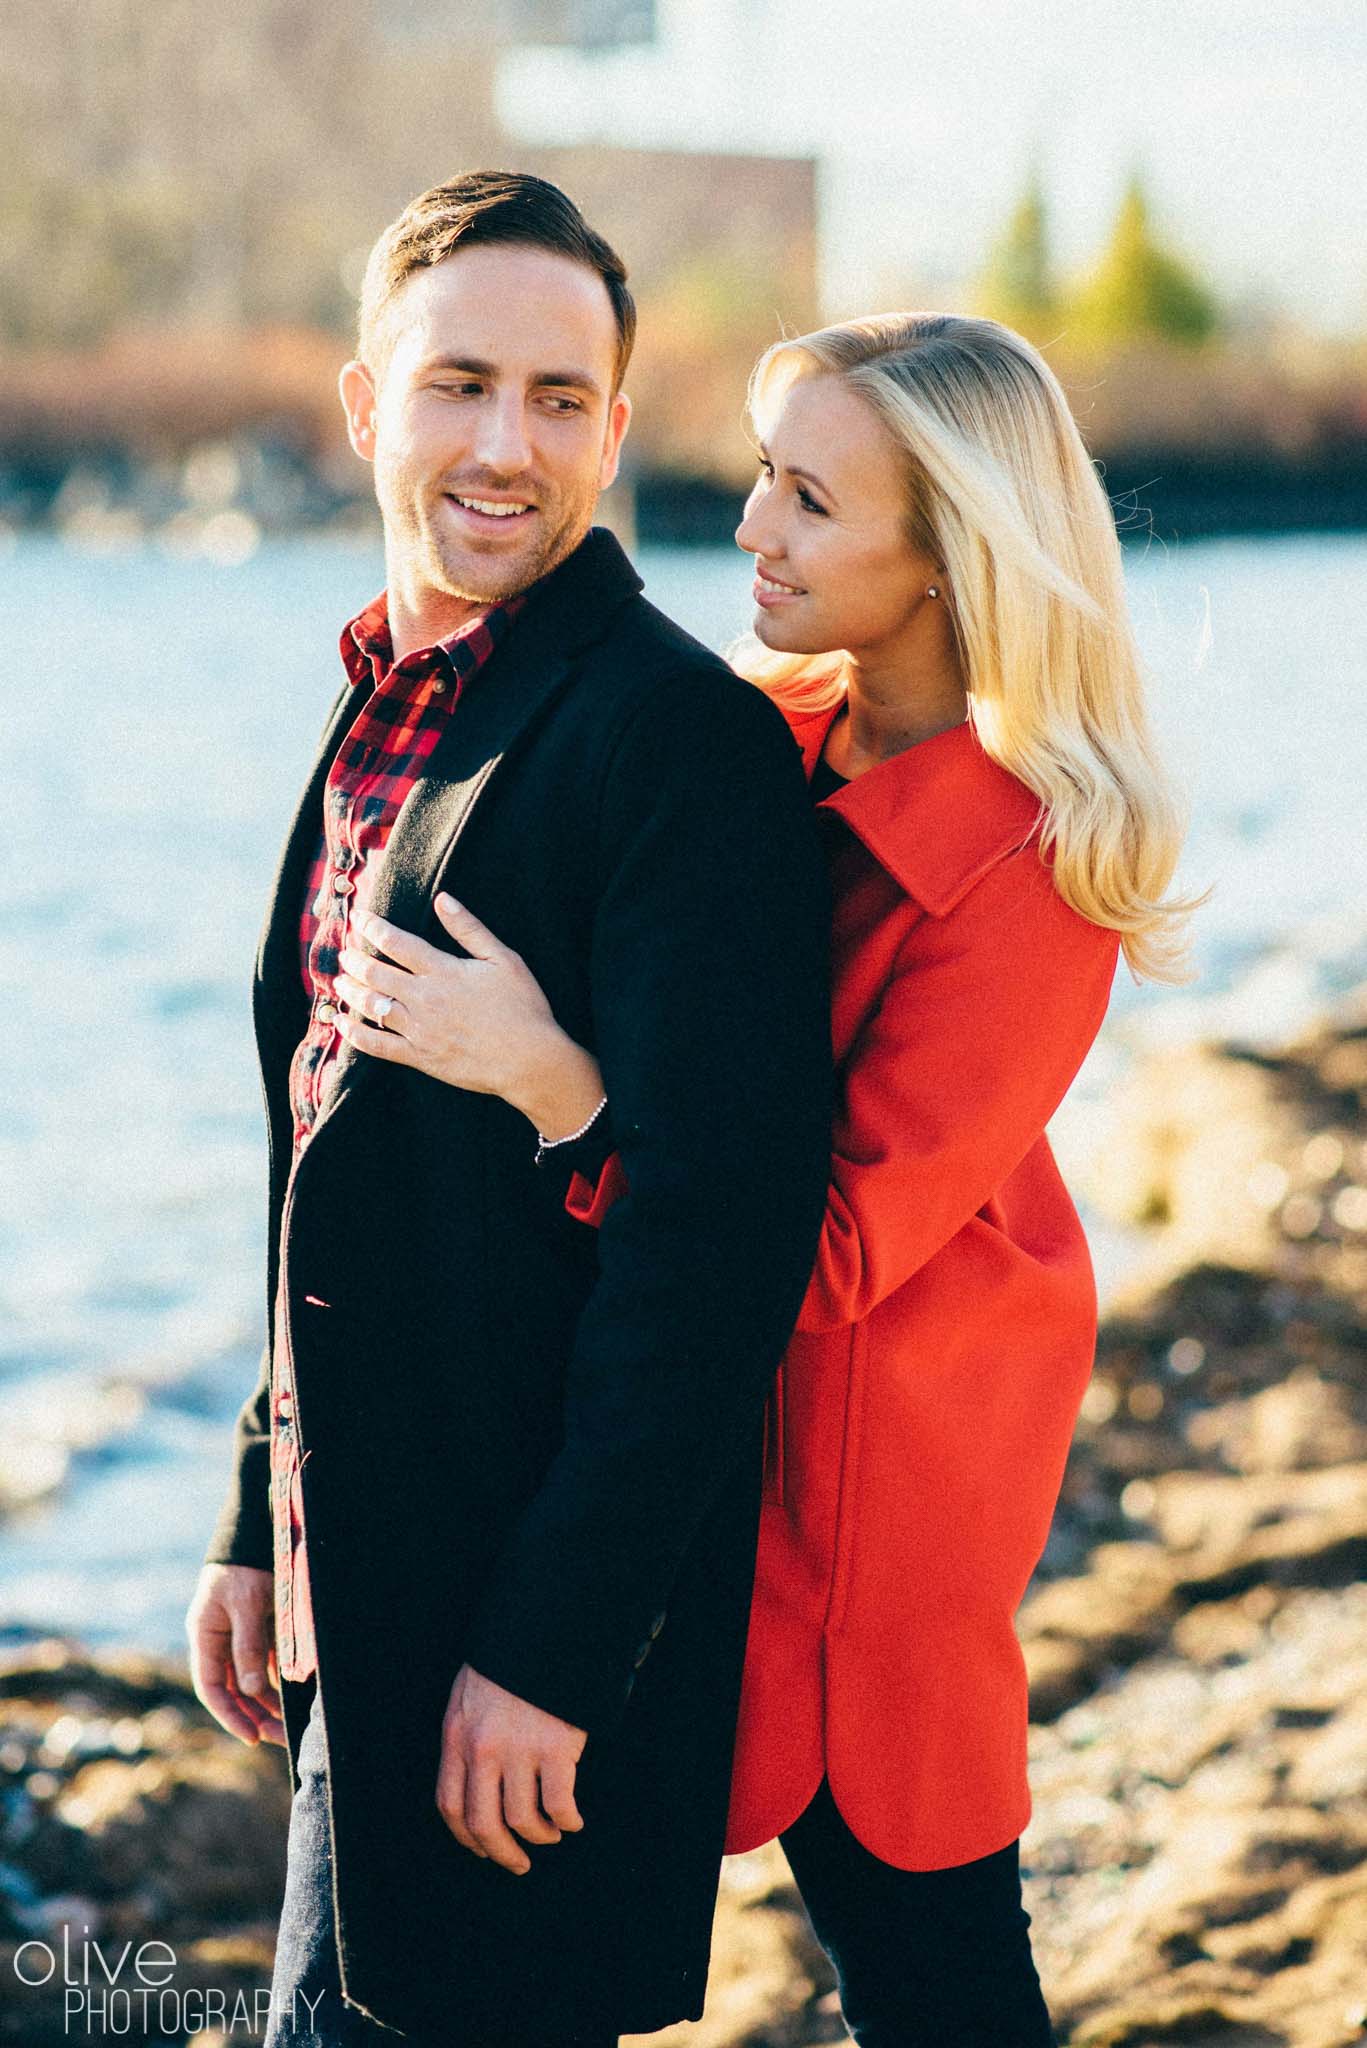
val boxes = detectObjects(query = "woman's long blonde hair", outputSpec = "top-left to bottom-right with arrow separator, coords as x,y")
733,313 -> 1206,983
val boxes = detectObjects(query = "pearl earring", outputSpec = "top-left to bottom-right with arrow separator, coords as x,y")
926,584 -> 940,599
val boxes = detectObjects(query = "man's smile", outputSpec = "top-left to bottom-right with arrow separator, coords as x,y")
443,492 -> 538,531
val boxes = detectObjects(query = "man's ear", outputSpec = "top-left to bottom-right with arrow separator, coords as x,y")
598,391 -> 632,491
339,361 -> 379,463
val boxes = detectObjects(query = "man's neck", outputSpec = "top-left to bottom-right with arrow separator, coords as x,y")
385,580 -> 490,663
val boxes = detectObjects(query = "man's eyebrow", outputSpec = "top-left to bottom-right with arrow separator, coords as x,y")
756,441 -> 833,501
533,366 -> 604,399
419,354 -> 603,399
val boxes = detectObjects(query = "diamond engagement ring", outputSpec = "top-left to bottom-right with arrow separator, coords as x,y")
372,994 -> 395,1026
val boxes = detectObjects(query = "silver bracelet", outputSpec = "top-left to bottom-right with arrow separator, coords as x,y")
534,1094 -> 609,1167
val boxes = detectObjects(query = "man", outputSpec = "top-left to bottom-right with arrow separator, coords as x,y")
185,171 -> 832,2045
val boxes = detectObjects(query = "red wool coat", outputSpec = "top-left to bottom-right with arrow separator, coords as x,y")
573,701 -> 1121,1871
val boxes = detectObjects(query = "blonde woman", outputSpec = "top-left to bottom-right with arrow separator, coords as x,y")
334,313 -> 1201,2045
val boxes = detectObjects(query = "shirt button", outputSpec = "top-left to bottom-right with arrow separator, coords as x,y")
333,874 -> 354,895
317,1001 -> 338,1024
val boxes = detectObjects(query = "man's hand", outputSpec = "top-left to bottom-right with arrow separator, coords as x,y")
437,1664 -> 586,1875
186,1564 -> 286,1747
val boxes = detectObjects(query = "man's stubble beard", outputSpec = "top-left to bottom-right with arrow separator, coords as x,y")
417,479 -> 600,606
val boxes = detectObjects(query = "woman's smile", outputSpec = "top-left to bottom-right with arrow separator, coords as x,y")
753,565 -> 807,605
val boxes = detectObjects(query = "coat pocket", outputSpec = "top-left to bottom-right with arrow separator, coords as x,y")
761,1364 -> 786,1507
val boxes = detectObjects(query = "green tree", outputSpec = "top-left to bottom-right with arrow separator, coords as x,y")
1068,174 -> 1220,350
976,171 -> 1057,340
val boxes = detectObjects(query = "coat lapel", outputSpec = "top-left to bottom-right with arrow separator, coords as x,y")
253,526 -> 644,1145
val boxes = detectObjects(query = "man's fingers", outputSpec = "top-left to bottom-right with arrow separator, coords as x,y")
203,1689 -> 263,1744
433,893 -> 512,962
538,1756 -> 584,1833
196,1655 -> 267,1745
186,1570 -> 283,1750
466,1756 -> 531,1875
436,1747 -> 486,1858
502,1761 -> 561,1847
225,1611 -> 287,1747
188,1616 -> 260,1744
228,1677 -> 288,1747
231,1612 -> 283,1718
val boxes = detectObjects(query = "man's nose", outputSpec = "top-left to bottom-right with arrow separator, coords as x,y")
472,394 -> 533,477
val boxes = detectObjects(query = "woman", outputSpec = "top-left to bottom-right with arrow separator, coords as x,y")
334,313 -> 1201,2045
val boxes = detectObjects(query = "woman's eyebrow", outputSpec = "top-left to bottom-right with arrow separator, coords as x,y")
759,444 -> 833,502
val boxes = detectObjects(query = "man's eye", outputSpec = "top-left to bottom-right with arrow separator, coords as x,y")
433,382 -> 482,397
543,396 -> 583,413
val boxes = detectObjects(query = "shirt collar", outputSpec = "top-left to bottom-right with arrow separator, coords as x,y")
339,590 -> 524,710
787,701 -> 1045,915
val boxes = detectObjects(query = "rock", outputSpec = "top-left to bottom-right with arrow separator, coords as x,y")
1185,1367 -> 1367,1473
0,1645 -> 287,2047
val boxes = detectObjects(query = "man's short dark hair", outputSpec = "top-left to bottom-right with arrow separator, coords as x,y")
358,170 -> 636,392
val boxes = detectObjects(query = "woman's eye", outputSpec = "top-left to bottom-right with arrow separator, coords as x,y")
797,486 -> 826,515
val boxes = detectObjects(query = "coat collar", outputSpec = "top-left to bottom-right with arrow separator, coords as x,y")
787,701 -> 1045,916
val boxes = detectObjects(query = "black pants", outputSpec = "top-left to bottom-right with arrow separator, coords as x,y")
779,1775 -> 1058,2046
266,1685 -> 1054,2046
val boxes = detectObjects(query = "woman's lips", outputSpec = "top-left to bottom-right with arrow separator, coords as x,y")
754,570 -> 806,607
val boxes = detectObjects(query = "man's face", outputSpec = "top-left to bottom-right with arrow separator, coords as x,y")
341,243 -> 631,606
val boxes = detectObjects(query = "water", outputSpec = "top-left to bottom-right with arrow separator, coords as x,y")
2,530 -> 1364,1652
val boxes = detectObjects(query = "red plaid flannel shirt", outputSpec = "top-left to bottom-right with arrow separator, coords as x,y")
271,589 -> 524,1681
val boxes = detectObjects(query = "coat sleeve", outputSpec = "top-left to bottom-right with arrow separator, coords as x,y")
458,667 -> 834,1743
796,851 -> 1119,1335
201,1340 -> 274,1570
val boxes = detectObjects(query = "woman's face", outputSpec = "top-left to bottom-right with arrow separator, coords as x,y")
736,370 -> 939,658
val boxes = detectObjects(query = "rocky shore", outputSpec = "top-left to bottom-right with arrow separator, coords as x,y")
0,1642 -> 290,2044
4,1002 -> 1366,2046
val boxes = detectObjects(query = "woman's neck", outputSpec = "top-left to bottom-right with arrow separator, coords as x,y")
826,645 -> 970,776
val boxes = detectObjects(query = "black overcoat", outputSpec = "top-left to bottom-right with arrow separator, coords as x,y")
204,529 -> 833,2039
